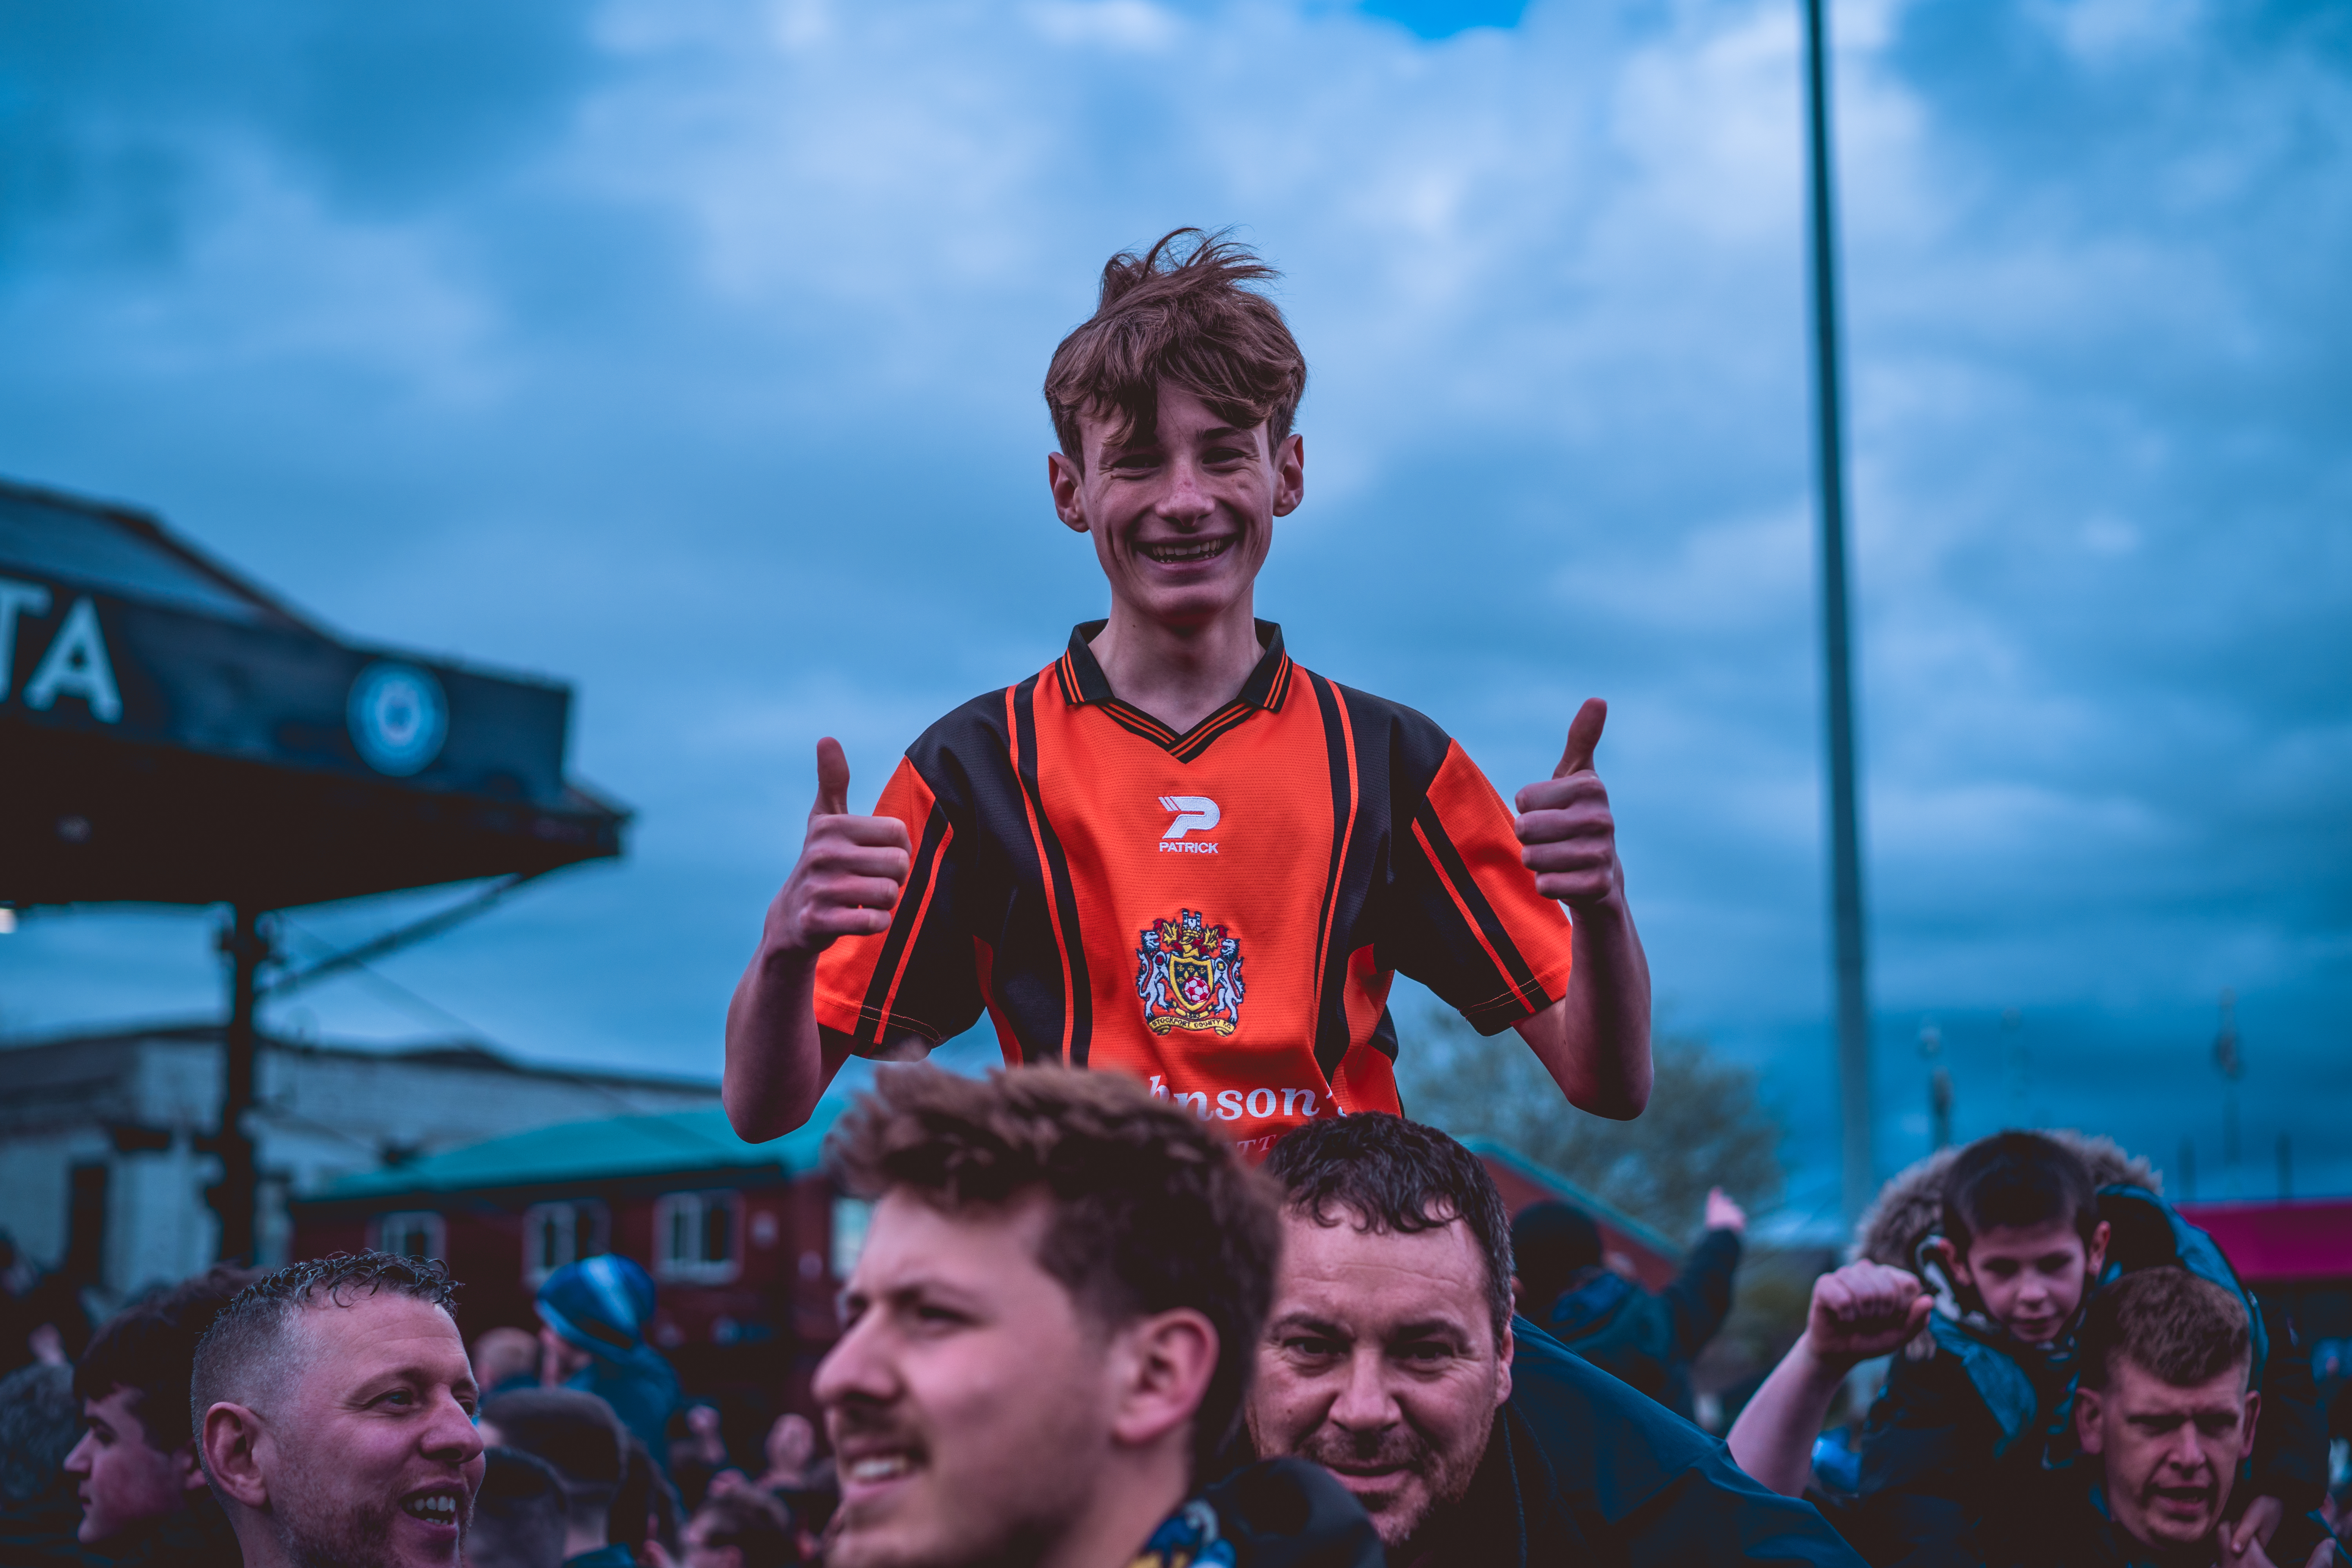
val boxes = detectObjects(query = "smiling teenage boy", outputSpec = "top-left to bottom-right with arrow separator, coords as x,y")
726,229 -> 1652,1148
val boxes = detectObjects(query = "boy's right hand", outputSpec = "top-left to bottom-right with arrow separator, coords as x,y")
1805,1261 -> 1933,1366
761,739 -> 913,956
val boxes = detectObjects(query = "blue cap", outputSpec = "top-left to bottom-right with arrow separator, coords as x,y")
535,1254 -> 657,1356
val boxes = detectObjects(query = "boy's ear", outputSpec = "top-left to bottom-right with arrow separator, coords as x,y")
2085,1220 -> 2111,1276
2075,1386 -> 2105,1454
2241,1389 -> 2261,1450
1934,1236 -> 1967,1286
1047,451 -> 1089,532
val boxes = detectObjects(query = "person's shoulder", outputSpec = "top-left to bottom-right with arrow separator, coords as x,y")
1506,1316 -> 1719,1476
1292,669 -> 1461,782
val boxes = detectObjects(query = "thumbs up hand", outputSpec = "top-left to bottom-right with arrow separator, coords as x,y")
761,737 -> 914,956
1512,699 -> 1623,911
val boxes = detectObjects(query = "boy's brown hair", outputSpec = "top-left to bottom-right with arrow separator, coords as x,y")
2080,1267 -> 2250,1391
1043,227 -> 1308,468
1942,1130 -> 2101,1256
825,1064 -> 1281,1477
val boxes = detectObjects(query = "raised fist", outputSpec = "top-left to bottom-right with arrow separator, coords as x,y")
1805,1261 -> 1932,1366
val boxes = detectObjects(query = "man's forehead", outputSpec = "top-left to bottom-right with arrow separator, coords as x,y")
291,1291 -> 467,1383
2110,1357 -> 2249,1414
1275,1210 -> 1487,1324
852,1187 -> 1062,1299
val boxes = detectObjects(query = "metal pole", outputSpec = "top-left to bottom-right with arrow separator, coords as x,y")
1802,0 -> 1874,1223
208,905 -> 269,1263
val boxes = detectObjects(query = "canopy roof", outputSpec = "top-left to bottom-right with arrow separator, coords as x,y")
314,1104 -> 841,1202
0,477 -> 627,909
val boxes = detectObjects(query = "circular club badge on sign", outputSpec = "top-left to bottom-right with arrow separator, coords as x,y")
347,661 -> 448,777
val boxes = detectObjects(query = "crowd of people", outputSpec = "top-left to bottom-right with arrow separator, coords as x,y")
0,1072 -> 2343,1568
6,232 -> 2348,1568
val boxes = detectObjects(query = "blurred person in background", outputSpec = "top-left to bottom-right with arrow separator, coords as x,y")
534,1257 -> 682,1467
725,229 -> 1653,1153
1249,1113 -> 1864,1568
681,1490 -> 798,1568
665,1405 -> 732,1512
816,1064 -> 1379,1568
63,1263 -> 256,1566
0,1234 -> 92,1381
610,1432 -> 683,1566
468,1448 -> 572,1568
1842,1131 -> 2327,1568
479,1388 -> 634,1568
0,1363 -> 83,1565
191,1252 -> 484,1568
1512,1187 -> 1746,1422
474,1328 -> 545,1402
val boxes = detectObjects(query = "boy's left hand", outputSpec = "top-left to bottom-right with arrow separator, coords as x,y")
1515,699 -> 1623,909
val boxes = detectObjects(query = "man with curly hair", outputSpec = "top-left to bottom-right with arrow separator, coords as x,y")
727,228 -> 1653,1152
191,1251 -> 485,1568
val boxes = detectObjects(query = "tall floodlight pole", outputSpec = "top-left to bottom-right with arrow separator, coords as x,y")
1801,0 -> 1875,1223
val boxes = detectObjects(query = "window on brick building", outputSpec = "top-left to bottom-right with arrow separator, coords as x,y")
523,1200 -> 610,1285
653,1190 -> 739,1283
376,1211 -> 445,1262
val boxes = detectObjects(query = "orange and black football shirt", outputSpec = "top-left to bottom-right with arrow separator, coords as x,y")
813,622 -> 1576,1151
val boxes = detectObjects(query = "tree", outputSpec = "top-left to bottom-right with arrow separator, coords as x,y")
1394,1010 -> 1784,1240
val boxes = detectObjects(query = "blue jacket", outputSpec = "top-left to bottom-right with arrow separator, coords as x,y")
1412,1317 -> 1867,1568
1544,1226 -> 1743,1420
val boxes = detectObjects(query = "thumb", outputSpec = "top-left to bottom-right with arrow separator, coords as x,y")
1553,698 -> 1608,779
813,737 -> 851,818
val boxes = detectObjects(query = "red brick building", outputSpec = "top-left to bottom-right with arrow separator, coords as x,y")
289,1103 -> 849,1428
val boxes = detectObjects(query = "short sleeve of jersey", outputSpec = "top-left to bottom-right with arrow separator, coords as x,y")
1387,740 -> 1576,1035
811,755 -> 986,1053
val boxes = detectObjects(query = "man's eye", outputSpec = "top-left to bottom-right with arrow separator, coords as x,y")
1397,1343 -> 1452,1364
1283,1336 -> 1339,1359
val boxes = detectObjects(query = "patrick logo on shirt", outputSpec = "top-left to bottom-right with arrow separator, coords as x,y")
1136,908 -> 1246,1036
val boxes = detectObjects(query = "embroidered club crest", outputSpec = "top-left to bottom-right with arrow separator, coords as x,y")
1134,909 -> 1245,1036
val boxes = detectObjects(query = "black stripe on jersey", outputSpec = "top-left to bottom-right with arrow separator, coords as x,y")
1169,701 -> 1254,762
1012,673 -> 1094,1066
1097,700 -> 1183,748
1309,675 -> 1358,1083
854,799 -> 955,1047
1412,796 -> 1550,1014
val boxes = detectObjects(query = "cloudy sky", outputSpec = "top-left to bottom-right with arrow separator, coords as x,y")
3,0 -> 2345,1214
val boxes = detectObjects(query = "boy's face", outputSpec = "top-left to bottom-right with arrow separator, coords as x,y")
814,1188 -> 1127,1568
2076,1356 -> 2257,1553
64,1387 -> 205,1545
1952,1219 -> 2109,1343
1049,384 -> 1304,635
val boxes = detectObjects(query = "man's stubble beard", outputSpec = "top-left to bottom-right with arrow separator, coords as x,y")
1292,1414 -> 1491,1563
268,1461 -> 445,1568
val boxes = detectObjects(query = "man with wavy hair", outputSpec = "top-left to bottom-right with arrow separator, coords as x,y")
728,229 -> 1654,1151
813,1063 -> 1376,1568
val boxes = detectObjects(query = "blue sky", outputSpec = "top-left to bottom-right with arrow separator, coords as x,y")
2,0 -> 2346,1215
